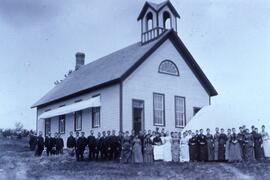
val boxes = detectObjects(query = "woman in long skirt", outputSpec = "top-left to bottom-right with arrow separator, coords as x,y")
189,133 -> 198,161
225,129 -> 232,161
243,129 -> 255,161
228,128 -> 242,162
253,128 -> 264,160
153,133 -> 163,160
143,134 -> 154,163
214,128 -> 220,161
218,128 -> 227,161
171,132 -> 180,162
132,135 -> 143,163
237,126 -> 245,159
163,131 -> 172,162
180,131 -> 190,162
197,129 -> 208,161
120,131 -> 132,163
261,125 -> 270,158
206,128 -> 214,161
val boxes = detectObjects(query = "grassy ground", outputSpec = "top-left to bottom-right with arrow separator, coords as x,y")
0,137 -> 269,180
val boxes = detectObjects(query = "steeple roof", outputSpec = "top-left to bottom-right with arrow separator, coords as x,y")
137,1 -> 180,20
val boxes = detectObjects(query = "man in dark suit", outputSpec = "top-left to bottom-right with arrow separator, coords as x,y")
96,132 -> 102,160
75,131 -> 80,160
115,131 -> 123,161
105,130 -> 112,160
87,130 -> 97,161
110,130 -> 119,160
67,131 -> 76,156
29,131 -> 37,151
56,133 -> 64,154
100,131 -> 106,160
45,132 -> 53,156
35,131 -> 44,157
77,132 -> 87,161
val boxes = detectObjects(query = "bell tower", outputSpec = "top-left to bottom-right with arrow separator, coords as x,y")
137,0 -> 180,44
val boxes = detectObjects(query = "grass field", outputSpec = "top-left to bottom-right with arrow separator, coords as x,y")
0,137 -> 269,180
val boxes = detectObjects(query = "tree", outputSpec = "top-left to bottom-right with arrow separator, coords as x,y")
15,122 -> 23,132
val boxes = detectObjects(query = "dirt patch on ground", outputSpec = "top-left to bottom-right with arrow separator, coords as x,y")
0,137 -> 269,180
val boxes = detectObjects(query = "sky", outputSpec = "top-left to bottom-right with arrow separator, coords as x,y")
0,0 -> 270,130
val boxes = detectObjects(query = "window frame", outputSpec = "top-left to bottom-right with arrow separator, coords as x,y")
153,92 -> 166,127
92,107 -> 100,128
158,60 -> 179,76
74,111 -> 82,131
58,115 -> 66,134
175,96 -> 186,128
44,118 -> 51,136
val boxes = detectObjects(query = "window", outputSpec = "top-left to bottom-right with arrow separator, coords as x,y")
159,60 -> 179,76
74,111 -> 82,131
193,107 -> 201,116
92,107 -> 100,128
146,12 -> 153,31
153,93 -> 165,126
45,119 -> 51,136
175,96 -> 186,127
58,115 -> 65,134
163,11 -> 171,29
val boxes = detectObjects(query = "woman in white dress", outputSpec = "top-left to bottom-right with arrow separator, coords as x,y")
162,131 -> 172,162
261,125 -> 270,157
153,132 -> 163,160
180,131 -> 190,162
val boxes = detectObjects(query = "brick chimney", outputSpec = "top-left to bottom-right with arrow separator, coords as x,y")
75,52 -> 85,70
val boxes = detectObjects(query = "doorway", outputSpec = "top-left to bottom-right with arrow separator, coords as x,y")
132,99 -> 144,134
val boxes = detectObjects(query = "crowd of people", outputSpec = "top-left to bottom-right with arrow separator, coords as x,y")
29,125 -> 270,163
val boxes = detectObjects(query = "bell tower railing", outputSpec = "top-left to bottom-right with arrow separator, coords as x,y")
141,27 -> 166,45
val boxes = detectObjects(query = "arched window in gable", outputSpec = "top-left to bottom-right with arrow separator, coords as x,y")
158,60 -> 179,76
146,12 -> 153,31
163,11 -> 172,29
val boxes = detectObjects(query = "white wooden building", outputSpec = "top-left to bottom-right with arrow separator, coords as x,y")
32,1 -> 217,142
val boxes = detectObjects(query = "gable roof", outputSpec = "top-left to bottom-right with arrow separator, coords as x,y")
32,30 -> 217,108
137,1 -> 180,21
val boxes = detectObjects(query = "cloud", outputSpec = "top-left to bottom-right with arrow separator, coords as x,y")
0,0 -> 63,27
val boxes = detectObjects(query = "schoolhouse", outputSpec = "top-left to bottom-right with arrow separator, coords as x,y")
32,1 -> 217,142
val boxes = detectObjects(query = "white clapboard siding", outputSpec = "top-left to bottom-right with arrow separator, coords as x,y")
122,39 -> 210,132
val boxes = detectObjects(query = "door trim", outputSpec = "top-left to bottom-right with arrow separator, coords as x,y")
132,99 -> 145,132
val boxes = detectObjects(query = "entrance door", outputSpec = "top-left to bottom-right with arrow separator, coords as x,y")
132,99 -> 144,134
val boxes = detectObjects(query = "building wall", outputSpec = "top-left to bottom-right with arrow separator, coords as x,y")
36,84 -> 120,144
122,39 -> 210,132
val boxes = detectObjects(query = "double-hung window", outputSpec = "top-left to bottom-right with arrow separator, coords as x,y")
153,93 -> 165,126
59,115 -> 65,134
74,111 -> 82,131
175,96 -> 185,127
